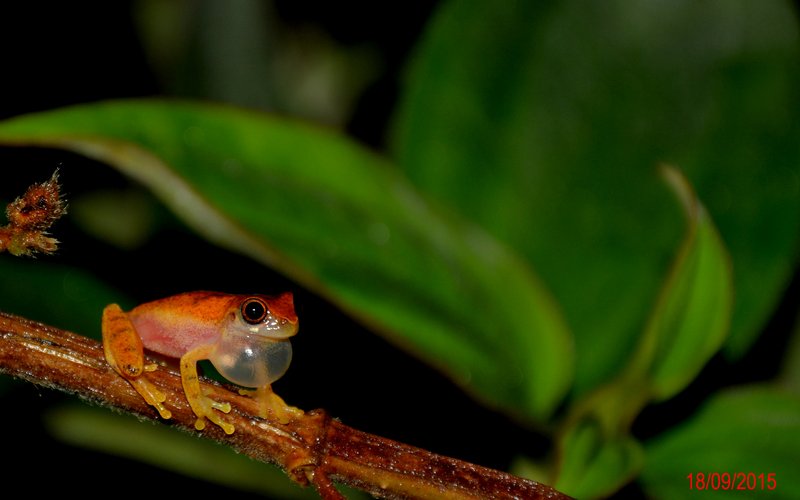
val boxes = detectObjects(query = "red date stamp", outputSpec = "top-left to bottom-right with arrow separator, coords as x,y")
687,472 -> 777,491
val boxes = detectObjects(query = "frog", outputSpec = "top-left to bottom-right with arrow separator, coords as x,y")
101,291 -> 301,434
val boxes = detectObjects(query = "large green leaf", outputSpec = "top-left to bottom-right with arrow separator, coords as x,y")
0,99 -> 573,421
641,386 -> 800,500
392,0 -> 800,396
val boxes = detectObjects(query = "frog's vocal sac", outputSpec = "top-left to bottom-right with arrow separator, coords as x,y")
102,291 -> 302,434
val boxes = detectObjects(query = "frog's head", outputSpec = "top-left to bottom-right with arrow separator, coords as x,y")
211,292 -> 298,387
235,292 -> 298,340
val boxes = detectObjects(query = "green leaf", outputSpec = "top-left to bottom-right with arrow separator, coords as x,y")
641,386 -> 800,500
625,167 -> 733,400
392,0 -> 800,396
0,99 -> 573,421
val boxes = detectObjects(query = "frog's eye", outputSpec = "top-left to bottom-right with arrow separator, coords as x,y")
241,297 -> 268,324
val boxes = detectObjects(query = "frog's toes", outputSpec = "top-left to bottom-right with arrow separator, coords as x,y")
154,403 -> 173,420
209,398 -> 231,414
199,389 -> 231,414
192,395 -> 235,434
129,377 -> 172,419
262,391 -> 302,424
194,412 -> 234,435
193,416 -> 207,431
273,404 -> 304,425
206,412 -> 235,435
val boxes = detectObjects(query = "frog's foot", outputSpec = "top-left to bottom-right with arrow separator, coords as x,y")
189,391 -> 234,434
111,359 -> 172,420
129,375 -> 172,420
242,385 -> 303,424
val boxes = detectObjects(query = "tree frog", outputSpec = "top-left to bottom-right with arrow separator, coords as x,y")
102,291 -> 301,434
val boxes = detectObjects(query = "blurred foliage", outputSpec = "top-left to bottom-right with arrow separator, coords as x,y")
45,404 -> 323,499
69,188 -> 159,250
0,258 -> 129,338
392,0 -> 800,394
134,0 -> 381,125
641,386 -> 800,500
1,0 -> 799,498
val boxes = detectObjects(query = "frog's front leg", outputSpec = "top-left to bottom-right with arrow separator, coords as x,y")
180,344 -> 235,434
102,304 -> 172,419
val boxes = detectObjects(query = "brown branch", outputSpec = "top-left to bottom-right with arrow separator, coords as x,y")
0,311 -> 570,499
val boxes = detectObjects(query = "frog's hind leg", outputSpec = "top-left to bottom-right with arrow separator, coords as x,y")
180,345 -> 235,434
125,368 -> 173,419
242,385 -> 303,424
102,304 -> 172,419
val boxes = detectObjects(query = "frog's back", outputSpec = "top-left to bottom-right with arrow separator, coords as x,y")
129,292 -> 238,358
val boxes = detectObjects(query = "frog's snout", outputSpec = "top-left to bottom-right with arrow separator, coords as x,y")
271,315 -> 298,339
270,292 -> 298,325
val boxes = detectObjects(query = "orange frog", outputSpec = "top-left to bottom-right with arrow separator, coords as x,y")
102,291 -> 301,434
